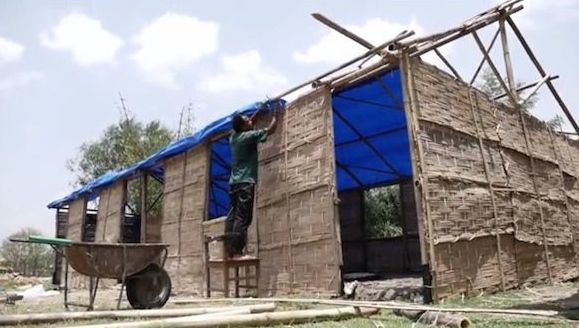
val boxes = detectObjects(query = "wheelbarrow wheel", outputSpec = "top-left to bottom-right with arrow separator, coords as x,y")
126,264 -> 171,309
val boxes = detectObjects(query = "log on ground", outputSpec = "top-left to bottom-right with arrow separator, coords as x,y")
394,309 -> 471,328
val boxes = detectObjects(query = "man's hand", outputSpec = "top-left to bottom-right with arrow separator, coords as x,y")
266,116 -> 278,135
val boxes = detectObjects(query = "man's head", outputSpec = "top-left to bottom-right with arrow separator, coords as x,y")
232,114 -> 253,133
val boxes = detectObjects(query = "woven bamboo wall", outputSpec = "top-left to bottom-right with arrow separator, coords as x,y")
67,198 -> 86,241
66,198 -> 90,288
256,87 -> 341,296
95,181 -> 125,243
407,58 -> 579,299
161,145 -> 208,295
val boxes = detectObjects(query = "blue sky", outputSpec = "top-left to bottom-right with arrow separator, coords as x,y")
1,0 -> 578,240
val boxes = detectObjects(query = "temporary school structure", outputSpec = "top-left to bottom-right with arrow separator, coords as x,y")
48,0 -> 579,302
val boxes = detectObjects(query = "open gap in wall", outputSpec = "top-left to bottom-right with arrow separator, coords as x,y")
83,199 -> 98,242
332,67 -> 423,301
208,136 -> 232,220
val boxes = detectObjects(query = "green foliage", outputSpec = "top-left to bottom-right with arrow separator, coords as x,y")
478,67 -> 537,112
66,103 -> 176,216
67,116 -> 173,186
364,185 -> 403,239
1,228 -> 53,276
547,114 -> 565,131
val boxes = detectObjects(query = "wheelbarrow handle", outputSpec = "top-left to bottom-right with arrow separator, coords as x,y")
10,235 -> 73,247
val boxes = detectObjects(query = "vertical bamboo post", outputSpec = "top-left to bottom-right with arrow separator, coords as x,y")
176,153 -> 189,290
283,98 -> 294,293
499,16 -> 553,283
505,16 -> 579,135
468,91 -> 505,291
202,145 -> 212,295
324,87 -> 343,294
400,53 -> 437,302
140,173 -> 148,243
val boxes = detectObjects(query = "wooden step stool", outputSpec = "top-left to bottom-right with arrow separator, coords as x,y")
203,235 -> 260,298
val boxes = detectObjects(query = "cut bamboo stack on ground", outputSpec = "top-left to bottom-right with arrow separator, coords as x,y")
0,303 -> 276,326
66,306 -> 378,328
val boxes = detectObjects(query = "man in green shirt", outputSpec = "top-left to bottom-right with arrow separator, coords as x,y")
225,112 -> 277,260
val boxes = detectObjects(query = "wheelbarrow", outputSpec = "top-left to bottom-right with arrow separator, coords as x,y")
10,235 -> 171,310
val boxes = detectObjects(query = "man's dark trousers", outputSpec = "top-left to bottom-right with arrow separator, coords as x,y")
224,183 -> 255,256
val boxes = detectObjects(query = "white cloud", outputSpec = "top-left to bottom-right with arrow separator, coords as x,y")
40,13 -> 123,65
0,71 -> 43,91
131,13 -> 219,88
294,18 -> 425,65
514,0 -> 579,29
198,50 -> 288,94
0,37 -> 24,64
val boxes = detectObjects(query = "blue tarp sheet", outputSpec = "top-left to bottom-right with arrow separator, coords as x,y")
205,68 -> 412,218
49,68 -> 412,212
47,100 -> 285,208
333,67 -> 412,191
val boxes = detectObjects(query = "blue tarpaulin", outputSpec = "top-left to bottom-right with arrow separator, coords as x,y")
47,100 -> 285,209
205,68 -> 412,218
49,68 -> 412,212
333,67 -> 412,191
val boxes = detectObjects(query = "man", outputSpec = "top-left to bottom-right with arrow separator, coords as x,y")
225,112 -> 277,260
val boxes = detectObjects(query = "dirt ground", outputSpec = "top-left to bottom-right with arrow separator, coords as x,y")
2,280 -> 579,327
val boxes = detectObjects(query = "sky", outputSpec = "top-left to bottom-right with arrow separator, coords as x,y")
1,0 -> 578,241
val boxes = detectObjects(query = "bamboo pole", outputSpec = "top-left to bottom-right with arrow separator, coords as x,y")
499,15 -> 553,284
68,306 -> 378,328
505,16 -> 579,135
494,75 -> 559,101
140,173 -> 147,243
470,27 -> 501,85
0,303 -> 276,326
468,91 -> 505,291
170,297 -> 560,318
331,5 -> 523,92
472,31 -> 516,105
518,74 -> 550,107
434,48 -> 462,80
270,30 -> 414,100
400,53 -> 437,301
312,13 -> 374,49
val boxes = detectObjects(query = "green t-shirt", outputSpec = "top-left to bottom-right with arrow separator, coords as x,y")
229,129 -> 268,185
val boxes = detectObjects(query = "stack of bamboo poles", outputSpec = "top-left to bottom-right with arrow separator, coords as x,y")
2,297 -> 571,327
0,303 -> 378,328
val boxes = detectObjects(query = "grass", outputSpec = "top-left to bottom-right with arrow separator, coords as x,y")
3,283 -> 579,327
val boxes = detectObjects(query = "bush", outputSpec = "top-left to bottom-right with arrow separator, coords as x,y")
364,185 -> 403,239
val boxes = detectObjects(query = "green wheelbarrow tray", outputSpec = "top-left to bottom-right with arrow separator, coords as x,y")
11,235 -> 169,279
11,235 -> 172,310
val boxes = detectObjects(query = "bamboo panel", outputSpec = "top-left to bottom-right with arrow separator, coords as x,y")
95,181 -> 124,243
533,159 -> 565,200
420,121 -> 507,186
434,235 -> 517,299
410,59 -> 579,298
515,240 -> 550,285
256,87 -> 339,295
67,198 -> 86,241
161,145 -> 209,294
426,178 -> 512,243
525,117 -> 557,163
513,195 -> 572,246
145,214 -> 161,243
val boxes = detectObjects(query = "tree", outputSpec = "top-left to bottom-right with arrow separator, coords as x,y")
66,96 -> 177,215
478,67 -> 537,112
364,185 -> 403,239
1,228 -> 53,276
